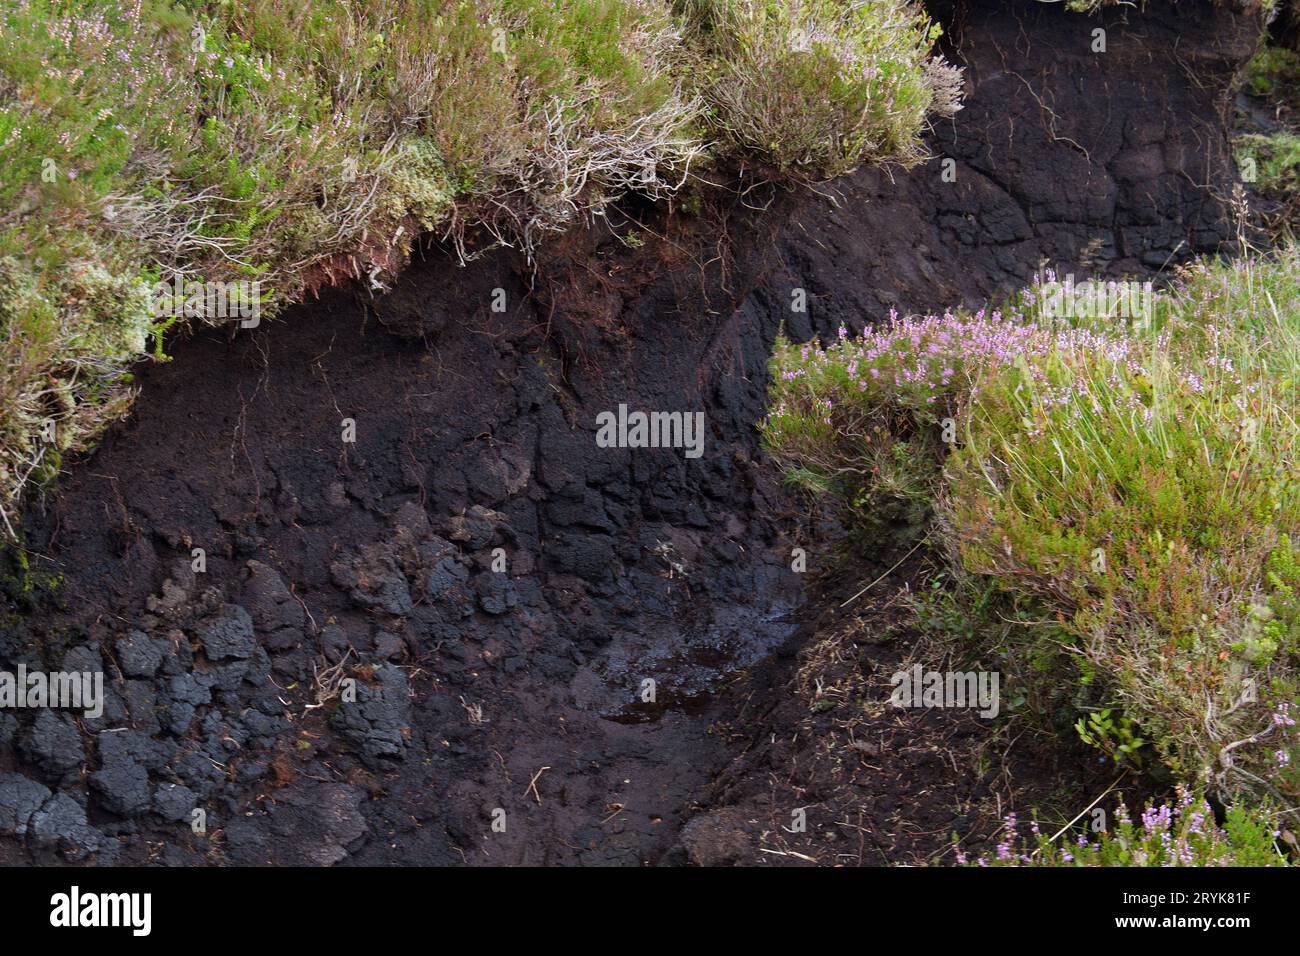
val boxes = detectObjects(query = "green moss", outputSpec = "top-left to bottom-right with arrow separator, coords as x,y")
0,535 -> 64,607
1237,131 -> 1300,193
383,138 -> 456,230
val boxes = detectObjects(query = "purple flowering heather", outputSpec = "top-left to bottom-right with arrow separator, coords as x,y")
766,268 -> 1300,804
1274,703 -> 1296,728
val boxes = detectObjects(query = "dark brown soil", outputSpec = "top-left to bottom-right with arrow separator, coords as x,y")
678,551 -> 1136,867
0,0 -> 1261,866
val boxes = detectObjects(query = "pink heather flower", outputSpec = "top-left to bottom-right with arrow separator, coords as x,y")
1142,805 -> 1172,834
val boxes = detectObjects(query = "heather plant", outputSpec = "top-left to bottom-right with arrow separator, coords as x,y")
959,789 -> 1288,867
762,308 -> 1147,546
945,308 -> 1300,794
763,249 -> 1300,804
676,0 -> 961,179
0,0 -> 957,534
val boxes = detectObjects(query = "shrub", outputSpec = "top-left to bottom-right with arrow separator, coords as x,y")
762,250 -> 1300,804
959,789 -> 1288,866
678,0 -> 961,179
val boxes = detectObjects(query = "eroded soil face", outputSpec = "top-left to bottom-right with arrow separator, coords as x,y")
0,0 -> 1258,866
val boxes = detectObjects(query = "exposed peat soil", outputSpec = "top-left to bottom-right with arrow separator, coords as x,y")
0,0 -> 1260,865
